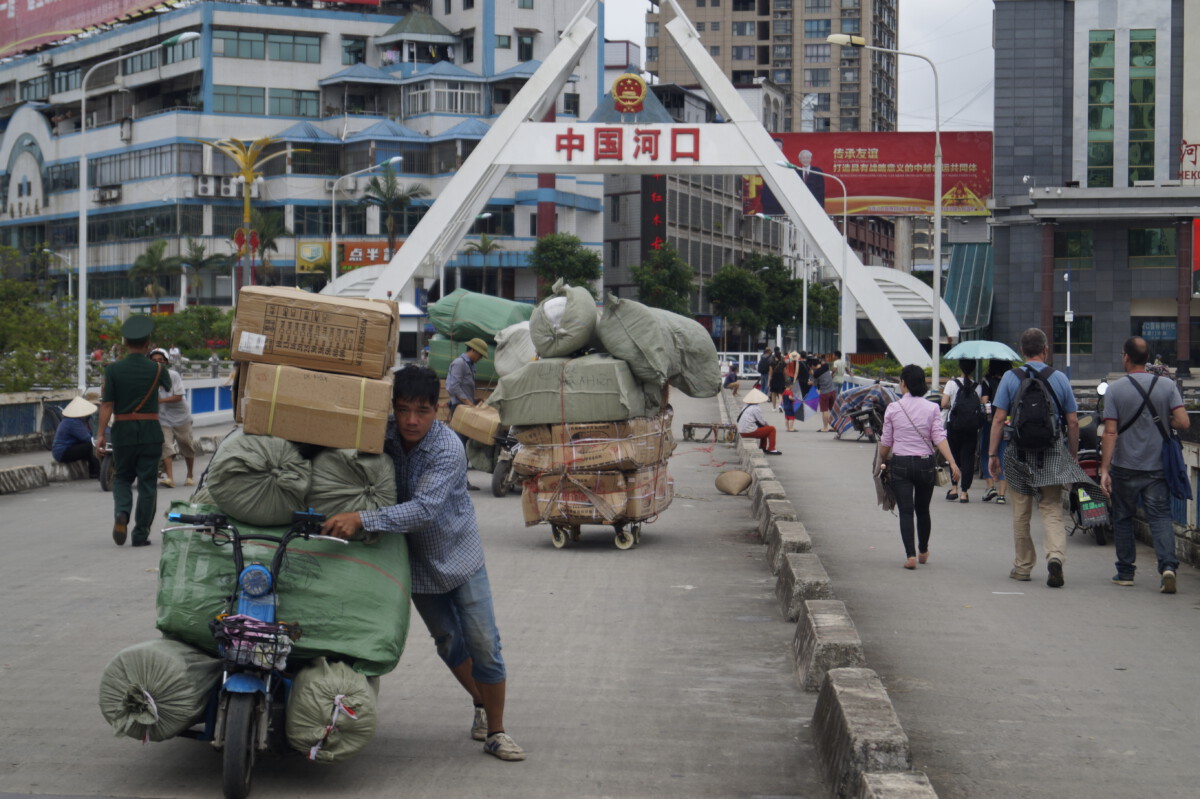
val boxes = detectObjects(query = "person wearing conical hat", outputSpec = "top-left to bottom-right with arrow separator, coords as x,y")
96,315 -> 173,548
736,388 -> 782,455
446,337 -> 489,491
51,396 -> 101,478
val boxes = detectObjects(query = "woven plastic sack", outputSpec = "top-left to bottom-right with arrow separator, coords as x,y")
428,288 -> 534,343
157,501 -> 411,676
207,431 -> 311,527
529,279 -> 598,358
494,321 -> 537,378
98,638 -> 222,742
652,308 -> 722,398
466,438 -> 496,473
595,294 -> 672,386
286,658 -> 379,763
428,335 -> 498,383
307,449 -> 397,517
489,354 -> 647,426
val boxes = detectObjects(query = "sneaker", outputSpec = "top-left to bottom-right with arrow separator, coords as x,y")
112,512 -> 128,546
995,495 -> 1007,505
1047,559 -> 1064,588
1008,569 -> 1031,582
483,732 -> 525,761
1161,570 -> 1177,594
471,707 -> 487,741
1111,574 -> 1135,587
982,487 -> 998,502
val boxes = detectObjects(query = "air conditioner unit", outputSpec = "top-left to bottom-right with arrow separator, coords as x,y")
195,175 -> 216,197
91,186 -> 121,202
219,176 -> 239,197
247,181 -> 260,199
36,52 -> 53,68
325,177 -> 355,192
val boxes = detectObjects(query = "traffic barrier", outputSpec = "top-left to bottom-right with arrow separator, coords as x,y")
857,772 -> 939,798
0,465 -> 49,495
758,498 -> 798,544
751,479 -> 785,517
793,600 -> 865,692
812,668 -> 912,799
775,551 -> 832,621
766,519 -> 813,574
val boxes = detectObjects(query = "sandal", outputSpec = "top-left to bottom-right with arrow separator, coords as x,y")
960,494 -> 970,503
945,490 -> 959,502
918,551 -> 930,564
903,557 -> 917,570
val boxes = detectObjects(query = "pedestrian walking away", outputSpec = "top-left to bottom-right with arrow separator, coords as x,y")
987,328 -> 1089,588
756,344 -> 774,393
979,359 -> 1010,504
149,348 -> 196,488
96,315 -> 172,548
736,388 -> 782,454
878,365 -> 961,570
940,358 -> 985,503
1100,336 -> 1189,593
768,347 -> 787,410
319,365 -> 525,761
813,355 -> 836,431
794,351 -> 811,422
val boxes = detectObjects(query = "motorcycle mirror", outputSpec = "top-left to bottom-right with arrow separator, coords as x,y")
1097,379 -> 1108,397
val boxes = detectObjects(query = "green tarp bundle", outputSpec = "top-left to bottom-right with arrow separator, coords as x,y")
286,658 -> 380,763
489,354 -> 647,426
207,432 -> 311,527
98,638 -> 222,742
596,294 -> 672,386
428,335 -> 498,383
156,501 -> 411,676
307,449 -> 397,517
428,288 -> 533,343
653,308 -> 722,398
529,279 -> 598,358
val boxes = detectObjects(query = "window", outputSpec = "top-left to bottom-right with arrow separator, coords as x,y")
696,22 -> 706,32
52,67 -> 81,94
518,35 -> 534,61
776,0 -> 792,8
563,93 -> 579,116
1128,30 -> 1156,184
804,68 -> 830,87
773,69 -> 791,84
841,67 -> 859,83
841,18 -> 860,34
813,93 -> 830,111
1052,315 -> 1093,355
268,33 -> 320,63
123,51 -> 159,75
733,21 -> 755,36
496,34 -> 511,49
518,0 -> 533,7
773,45 -> 792,58
710,46 -> 721,56
1086,30 -> 1115,187
775,20 -> 792,35
646,46 -> 658,62
1128,228 -> 1176,268
463,34 -> 475,63
732,46 -> 756,61
214,30 -> 265,59
342,37 -> 366,65
445,0 -> 451,12
268,88 -> 319,117
805,19 -> 831,38
610,195 -> 620,222
1053,230 -> 1094,270
733,0 -> 754,9
464,0 -> 474,9
646,22 -> 658,38
710,21 -> 720,31
213,85 -> 265,115
804,0 -> 830,9
838,91 -> 858,108
164,36 -> 199,65
804,44 -> 831,62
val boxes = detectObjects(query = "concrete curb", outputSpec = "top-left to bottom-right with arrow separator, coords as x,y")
766,519 -> 813,574
813,668 -> 912,799
776,551 -> 834,620
0,465 -> 50,495
793,599 -> 866,691
750,479 -> 786,517
758,498 -> 798,543
857,772 -> 939,798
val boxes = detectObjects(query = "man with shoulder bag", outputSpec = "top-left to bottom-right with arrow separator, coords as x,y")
1100,337 -> 1190,594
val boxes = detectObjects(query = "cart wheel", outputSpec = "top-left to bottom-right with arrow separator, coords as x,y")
222,693 -> 258,799
614,528 -> 635,550
570,526 -> 582,541
99,453 -> 115,492
630,522 -> 642,545
551,526 -> 568,549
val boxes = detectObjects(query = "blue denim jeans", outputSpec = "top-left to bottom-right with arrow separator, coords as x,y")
889,455 -> 936,558
412,566 -> 506,684
1109,465 -> 1179,577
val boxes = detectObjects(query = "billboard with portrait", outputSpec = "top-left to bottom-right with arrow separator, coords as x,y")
742,131 -> 993,218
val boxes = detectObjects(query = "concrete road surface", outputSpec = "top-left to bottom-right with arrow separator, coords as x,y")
0,392 -> 822,799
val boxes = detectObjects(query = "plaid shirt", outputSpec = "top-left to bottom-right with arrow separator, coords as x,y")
1004,441 -> 1092,495
359,420 -> 485,594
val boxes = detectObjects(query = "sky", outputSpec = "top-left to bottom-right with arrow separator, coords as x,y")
602,0 -> 995,132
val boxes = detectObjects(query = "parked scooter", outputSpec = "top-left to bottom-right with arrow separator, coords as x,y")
163,509 -> 348,799
491,431 -> 522,497
846,398 -> 884,443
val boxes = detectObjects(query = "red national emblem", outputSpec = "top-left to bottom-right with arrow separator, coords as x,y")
613,73 -> 647,113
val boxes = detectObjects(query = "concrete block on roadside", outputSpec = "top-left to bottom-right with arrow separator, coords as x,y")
744,450 -> 767,471
759,498 -> 798,544
751,465 -> 775,493
767,520 -> 812,574
794,600 -> 866,691
751,479 -> 785,517
46,460 -> 90,482
776,551 -> 832,620
0,465 -> 50,495
857,772 -> 938,799
813,668 -> 912,799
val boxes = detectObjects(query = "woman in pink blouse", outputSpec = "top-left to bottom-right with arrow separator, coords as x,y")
878,365 -> 961,569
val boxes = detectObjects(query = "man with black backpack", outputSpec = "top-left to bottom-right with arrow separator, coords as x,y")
1099,337 -> 1189,594
988,328 -> 1088,588
941,358 -> 986,502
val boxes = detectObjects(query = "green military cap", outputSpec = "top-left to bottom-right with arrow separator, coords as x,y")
122,314 -> 155,340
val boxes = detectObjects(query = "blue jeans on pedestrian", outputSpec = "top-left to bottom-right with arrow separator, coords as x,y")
889,455 -> 936,558
1109,465 -> 1179,577
411,566 -> 506,684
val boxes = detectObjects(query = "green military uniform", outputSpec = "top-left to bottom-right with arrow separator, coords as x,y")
103,317 -> 172,545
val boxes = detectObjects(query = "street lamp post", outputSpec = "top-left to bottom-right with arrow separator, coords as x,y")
1064,269 -> 1073,378
331,156 -> 403,281
78,30 -> 200,392
828,33 -> 942,388
774,160 -> 850,353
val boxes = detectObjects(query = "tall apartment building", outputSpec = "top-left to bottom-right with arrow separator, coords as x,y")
645,0 -> 898,134
990,0 -> 1199,378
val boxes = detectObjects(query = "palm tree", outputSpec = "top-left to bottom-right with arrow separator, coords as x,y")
360,163 -> 429,256
128,239 -> 182,313
463,233 -> 505,296
177,237 -> 232,307
250,209 -> 289,286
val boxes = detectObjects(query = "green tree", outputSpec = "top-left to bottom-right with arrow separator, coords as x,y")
527,233 -> 603,298
177,237 -> 232,307
807,282 -> 841,331
151,306 -> 235,357
360,163 -> 430,256
0,245 -> 22,280
128,239 -> 182,313
463,232 -> 505,296
250,209 -> 289,286
631,243 -> 693,315
0,279 -> 75,390
743,252 -> 804,334
705,264 -> 766,350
